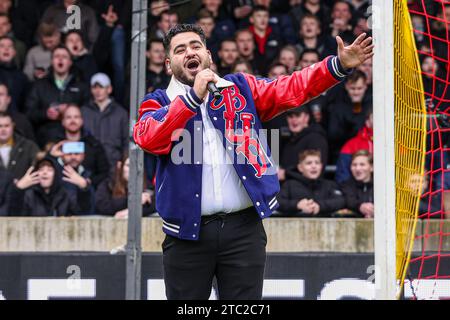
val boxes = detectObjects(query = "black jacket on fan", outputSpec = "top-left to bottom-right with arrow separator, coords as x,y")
277,168 -> 345,217
25,70 -> 89,147
280,123 -> 329,170
95,178 -> 155,216
50,128 -> 110,188
7,157 -> 91,216
0,169 -> 13,216
340,177 -> 374,217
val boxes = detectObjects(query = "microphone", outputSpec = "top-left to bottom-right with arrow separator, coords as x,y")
207,82 -> 221,99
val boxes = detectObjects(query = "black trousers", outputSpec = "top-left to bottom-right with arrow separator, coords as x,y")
162,207 -> 267,300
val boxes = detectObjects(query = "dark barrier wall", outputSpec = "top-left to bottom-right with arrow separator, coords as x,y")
0,253 -> 447,300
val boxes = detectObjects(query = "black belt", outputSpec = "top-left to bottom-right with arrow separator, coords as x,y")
201,206 -> 255,226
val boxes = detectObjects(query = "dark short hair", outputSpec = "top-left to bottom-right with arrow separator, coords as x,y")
163,24 -> 207,55
64,29 -> 86,48
268,62 -> 288,74
346,70 -> 367,84
147,38 -> 164,51
196,8 -> 214,21
0,111 -> 12,122
51,45 -> 72,60
300,48 -> 320,61
159,10 -> 178,22
300,13 -> 321,26
299,149 -> 322,163
219,38 -> 237,51
0,35 -> 14,47
251,5 -> 269,15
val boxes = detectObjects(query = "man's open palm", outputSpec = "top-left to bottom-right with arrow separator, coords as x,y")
337,33 -> 374,70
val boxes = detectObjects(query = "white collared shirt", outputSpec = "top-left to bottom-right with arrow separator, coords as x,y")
167,77 -> 253,216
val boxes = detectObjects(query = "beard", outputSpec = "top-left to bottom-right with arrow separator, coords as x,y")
171,57 -> 211,87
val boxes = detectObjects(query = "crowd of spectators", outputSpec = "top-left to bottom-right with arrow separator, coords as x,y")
0,0 -> 381,218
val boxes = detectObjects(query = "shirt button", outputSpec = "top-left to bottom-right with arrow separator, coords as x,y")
197,127 -> 201,131
213,117 -> 217,120
196,161 -> 200,164
195,194 -> 199,198
192,234 -> 196,238
256,202 -> 260,206
194,223 -> 198,227
228,146 -> 232,150
261,212 -> 265,216
242,176 -> 247,180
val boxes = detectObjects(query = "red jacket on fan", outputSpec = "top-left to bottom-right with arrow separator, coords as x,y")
335,126 -> 373,183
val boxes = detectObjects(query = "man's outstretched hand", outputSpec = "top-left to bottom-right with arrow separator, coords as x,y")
337,33 -> 374,70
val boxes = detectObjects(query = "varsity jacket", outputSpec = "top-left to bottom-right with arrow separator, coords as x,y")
133,55 -> 350,240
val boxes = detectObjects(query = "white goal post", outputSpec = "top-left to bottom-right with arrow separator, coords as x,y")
372,0 -> 397,300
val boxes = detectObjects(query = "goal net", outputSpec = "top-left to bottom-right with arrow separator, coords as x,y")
393,0 -> 428,294
401,0 -> 450,299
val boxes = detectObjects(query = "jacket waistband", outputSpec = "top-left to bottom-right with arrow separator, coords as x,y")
201,206 -> 256,225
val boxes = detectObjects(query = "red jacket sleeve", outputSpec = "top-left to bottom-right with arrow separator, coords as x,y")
133,88 -> 201,155
245,56 -> 351,122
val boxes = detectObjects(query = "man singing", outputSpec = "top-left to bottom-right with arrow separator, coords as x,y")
133,24 -> 373,300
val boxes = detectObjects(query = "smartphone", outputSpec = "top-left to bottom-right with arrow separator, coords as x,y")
62,141 -> 85,154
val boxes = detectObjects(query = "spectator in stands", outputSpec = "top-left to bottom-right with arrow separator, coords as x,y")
41,0 -> 99,51
227,0 -> 253,24
8,156 -> 91,216
0,166 -> 13,215
278,105 -> 328,181
0,36 -> 28,113
358,56 -> 372,86
267,62 -> 288,79
50,140 -> 95,215
25,45 -> 89,147
289,0 -> 331,34
217,38 -> 239,76
263,61 -> 289,160
194,0 -> 236,53
412,173 -> 442,219
64,30 -> 98,83
0,112 -> 39,180
150,10 -> 179,40
296,48 -> 329,127
349,0 -> 370,17
330,0 -> 355,44
298,48 -> 320,70
340,149 -> 374,218
0,83 -> 34,140
335,109 -> 373,183
95,154 -> 155,217
421,55 -> 444,107
296,13 -> 336,59
231,58 -> 253,74
277,45 -> 298,74
0,13 -> 26,68
248,5 -> 283,73
326,70 -> 372,164
23,23 -> 61,82
195,9 -> 221,61
48,104 -> 109,188
81,73 -> 128,168
146,39 -> 170,93
91,3 -> 128,106
235,28 -> 264,75
352,11 -> 371,39
277,149 -> 345,217
6,0 -> 51,49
